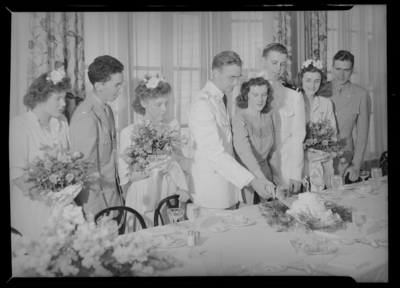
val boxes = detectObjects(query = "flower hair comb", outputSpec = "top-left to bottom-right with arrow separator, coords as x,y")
301,59 -> 323,70
46,67 -> 66,85
142,74 -> 166,89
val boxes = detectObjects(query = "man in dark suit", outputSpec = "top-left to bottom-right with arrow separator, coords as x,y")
69,55 -> 124,216
319,50 -> 372,183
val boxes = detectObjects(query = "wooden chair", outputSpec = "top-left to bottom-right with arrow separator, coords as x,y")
380,151 -> 388,176
94,206 -> 147,235
11,227 -> 22,236
154,195 -> 193,227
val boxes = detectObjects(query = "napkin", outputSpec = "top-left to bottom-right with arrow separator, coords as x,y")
329,255 -> 370,270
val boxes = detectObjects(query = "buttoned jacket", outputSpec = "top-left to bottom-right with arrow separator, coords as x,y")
188,81 -> 254,208
69,92 -> 121,216
255,73 -> 306,187
319,81 -> 371,171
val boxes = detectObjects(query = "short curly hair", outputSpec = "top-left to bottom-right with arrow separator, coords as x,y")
88,55 -> 124,85
132,76 -> 172,115
236,77 -> 273,114
23,72 -> 72,109
295,65 -> 325,94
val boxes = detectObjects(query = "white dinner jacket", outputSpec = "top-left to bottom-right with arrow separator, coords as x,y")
188,81 -> 254,208
268,79 -> 306,187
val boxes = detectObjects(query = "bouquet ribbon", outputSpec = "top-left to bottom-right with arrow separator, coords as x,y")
308,149 -> 334,191
47,183 -> 83,216
143,157 -> 188,213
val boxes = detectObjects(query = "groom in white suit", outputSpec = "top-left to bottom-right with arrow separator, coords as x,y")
188,51 -> 275,215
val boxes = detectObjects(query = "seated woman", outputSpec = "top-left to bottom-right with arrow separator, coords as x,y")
118,75 -> 189,229
10,68 -> 71,240
295,59 -> 337,190
232,77 -> 275,205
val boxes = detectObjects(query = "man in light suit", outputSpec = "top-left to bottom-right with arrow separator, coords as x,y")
319,50 -> 372,182
188,51 -> 275,215
70,55 -> 124,216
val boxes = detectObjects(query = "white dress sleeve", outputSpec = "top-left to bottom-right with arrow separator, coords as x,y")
9,117 -> 29,181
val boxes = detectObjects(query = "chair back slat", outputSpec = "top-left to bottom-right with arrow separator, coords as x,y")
154,195 -> 192,226
94,206 -> 147,234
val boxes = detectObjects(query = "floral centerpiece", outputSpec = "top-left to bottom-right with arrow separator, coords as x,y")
25,144 -> 97,215
122,121 -> 182,173
11,205 -> 183,277
258,193 -> 352,232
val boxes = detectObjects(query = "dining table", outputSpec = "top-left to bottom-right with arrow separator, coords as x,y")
133,177 -> 388,282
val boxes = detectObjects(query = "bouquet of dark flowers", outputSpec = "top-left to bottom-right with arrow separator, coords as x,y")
25,144 -> 97,214
122,121 -> 182,173
11,205 -> 183,277
303,117 -> 346,159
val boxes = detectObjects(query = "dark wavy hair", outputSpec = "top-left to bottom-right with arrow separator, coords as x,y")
23,72 -> 72,109
212,51 -> 243,71
333,50 -> 354,69
88,55 -> 124,85
132,75 -> 172,115
236,77 -> 273,114
295,63 -> 325,94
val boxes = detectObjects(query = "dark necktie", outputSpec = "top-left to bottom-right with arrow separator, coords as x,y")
223,94 -> 227,110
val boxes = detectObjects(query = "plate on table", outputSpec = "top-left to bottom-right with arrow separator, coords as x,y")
202,224 -> 229,233
330,238 -> 355,246
168,222 -> 191,231
154,235 -> 187,249
221,217 -> 255,227
303,243 -> 337,255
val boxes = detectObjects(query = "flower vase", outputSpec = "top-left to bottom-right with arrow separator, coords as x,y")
47,183 -> 83,216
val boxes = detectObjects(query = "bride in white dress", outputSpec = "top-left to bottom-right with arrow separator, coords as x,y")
9,69 -> 71,240
118,75 -> 189,228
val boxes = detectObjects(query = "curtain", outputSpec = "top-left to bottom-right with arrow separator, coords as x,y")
326,5 -> 387,170
10,12 -> 85,121
272,11 -> 293,83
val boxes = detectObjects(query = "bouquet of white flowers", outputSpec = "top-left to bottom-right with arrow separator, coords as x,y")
25,144 -> 97,215
11,205 -> 183,277
122,121 -> 182,173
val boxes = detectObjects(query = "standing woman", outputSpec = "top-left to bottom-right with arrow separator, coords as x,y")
232,77 -> 275,204
255,43 -> 306,194
118,75 -> 189,228
296,59 -> 337,188
10,68 -> 71,240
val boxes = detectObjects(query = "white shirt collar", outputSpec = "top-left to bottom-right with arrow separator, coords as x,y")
207,80 -> 225,100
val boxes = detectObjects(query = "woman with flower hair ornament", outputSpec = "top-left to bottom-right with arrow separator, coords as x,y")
118,75 -> 189,228
295,59 -> 337,190
9,68 -> 71,240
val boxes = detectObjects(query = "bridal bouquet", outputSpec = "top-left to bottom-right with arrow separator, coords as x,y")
11,205 -> 183,277
122,121 -> 182,173
303,118 -> 345,159
25,144 -> 97,213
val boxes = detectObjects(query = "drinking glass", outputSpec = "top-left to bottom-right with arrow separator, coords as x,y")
287,227 -> 306,256
359,170 -> 370,186
331,175 -> 343,200
310,176 -> 325,194
202,250 -> 223,276
186,203 -> 201,231
352,207 -> 368,240
167,208 -> 185,235
372,213 -> 388,240
371,167 -> 382,193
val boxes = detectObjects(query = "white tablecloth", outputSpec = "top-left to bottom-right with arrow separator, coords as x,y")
134,179 -> 388,282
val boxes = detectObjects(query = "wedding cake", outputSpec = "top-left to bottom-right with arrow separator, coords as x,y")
286,192 -> 341,225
